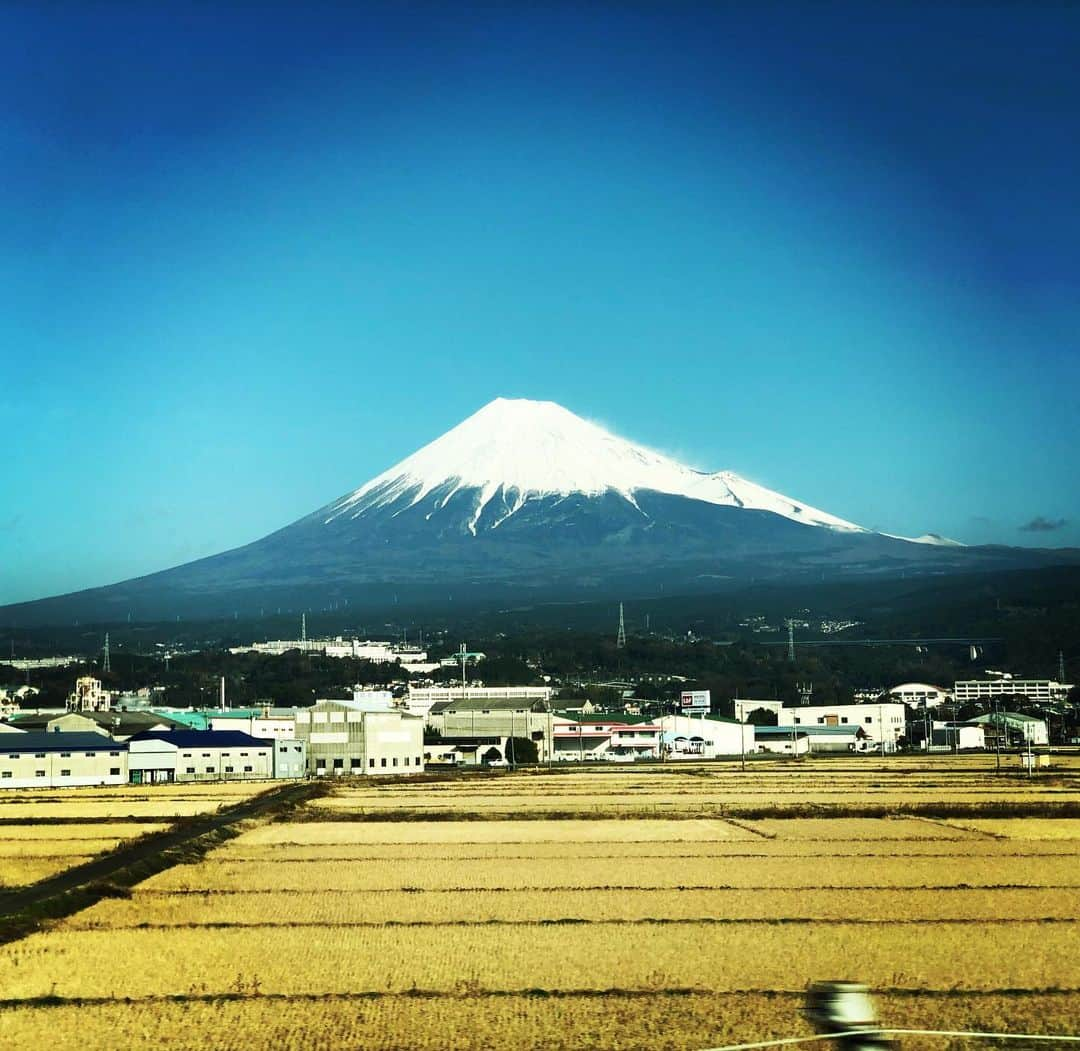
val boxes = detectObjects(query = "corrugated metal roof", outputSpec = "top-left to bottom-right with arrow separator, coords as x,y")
1,732 -> 127,752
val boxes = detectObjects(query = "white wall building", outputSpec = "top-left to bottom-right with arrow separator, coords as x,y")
127,730 -> 275,784
883,683 -> 951,708
954,679 -> 1072,704
658,714 -> 754,758
551,717 -> 662,762
778,702 -> 907,751
0,733 -> 126,788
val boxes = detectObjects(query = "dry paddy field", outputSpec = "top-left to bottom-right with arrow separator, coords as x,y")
0,782 -> 271,888
1,765 -> 1079,1049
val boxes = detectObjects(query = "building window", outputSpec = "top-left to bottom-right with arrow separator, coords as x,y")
60,752 -> 71,758
206,766 -> 214,773
333,758 -> 344,769
35,770 -> 45,777
380,758 -> 387,768
110,768 -> 120,776
186,767 -> 195,774
60,769 -> 71,777
0,771 -> 10,779
404,757 -> 409,767
224,765 -> 234,773
202,753 -> 211,758
865,717 -> 873,724
182,753 -> 191,758
841,718 -> 848,724
279,747 -> 287,753
392,757 -> 398,767
416,756 -> 421,766
817,718 -> 824,724
85,752 -> 95,757
243,765 -> 253,772
369,758 -> 375,768
240,752 -> 248,757
350,758 -> 362,769
793,718 -> 801,725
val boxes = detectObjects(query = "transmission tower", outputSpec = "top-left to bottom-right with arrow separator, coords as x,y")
616,603 -> 626,649
785,619 -> 796,662
1059,650 -> 1066,683
301,613 -> 307,643
102,632 -> 111,674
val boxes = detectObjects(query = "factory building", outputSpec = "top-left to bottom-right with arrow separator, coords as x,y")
427,693 -> 554,760
127,730 -> 276,784
0,732 -> 127,788
778,702 -> 906,752
294,698 -> 424,776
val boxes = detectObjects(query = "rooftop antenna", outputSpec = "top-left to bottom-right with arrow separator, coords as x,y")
785,619 -> 796,663
102,632 -> 111,674
616,603 -> 626,649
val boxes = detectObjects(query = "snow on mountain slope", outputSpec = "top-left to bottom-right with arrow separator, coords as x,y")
326,398 -> 866,535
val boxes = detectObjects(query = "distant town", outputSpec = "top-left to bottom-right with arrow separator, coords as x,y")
1,612 -> 1075,790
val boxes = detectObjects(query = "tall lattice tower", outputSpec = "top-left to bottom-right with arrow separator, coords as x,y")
1060,650 -> 1066,683
102,632 -> 111,674
785,619 -> 796,662
301,613 -> 307,644
616,603 -> 626,649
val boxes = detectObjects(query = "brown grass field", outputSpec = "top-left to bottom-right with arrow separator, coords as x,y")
0,763 -> 1078,1048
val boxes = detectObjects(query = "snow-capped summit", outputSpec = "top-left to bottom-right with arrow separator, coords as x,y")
326,397 -> 865,535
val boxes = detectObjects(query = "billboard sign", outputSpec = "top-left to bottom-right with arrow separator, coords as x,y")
680,690 -> 710,713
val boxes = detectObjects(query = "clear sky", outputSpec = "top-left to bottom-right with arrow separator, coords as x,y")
3,2 -> 1078,604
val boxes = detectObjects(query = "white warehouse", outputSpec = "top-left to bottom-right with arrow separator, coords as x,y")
778,702 -> 907,752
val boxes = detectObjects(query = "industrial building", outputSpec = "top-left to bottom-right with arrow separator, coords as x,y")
754,724 -> 868,754
969,711 -> 1049,746
0,732 -> 127,788
294,698 -> 424,776
778,702 -> 906,752
127,730 -> 277,784
657,714 -> 754,758
407,685 -> 552,720
426,692 -> 554,758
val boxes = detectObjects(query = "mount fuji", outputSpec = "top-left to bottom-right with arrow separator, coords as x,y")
4,398 -> 1072,625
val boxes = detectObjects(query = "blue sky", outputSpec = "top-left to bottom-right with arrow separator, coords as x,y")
3,2 -> 1079,604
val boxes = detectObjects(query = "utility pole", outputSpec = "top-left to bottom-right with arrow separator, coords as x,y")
459,642 -> 468,692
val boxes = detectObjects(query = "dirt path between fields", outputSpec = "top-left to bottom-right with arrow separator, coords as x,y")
0,781 -> 320,927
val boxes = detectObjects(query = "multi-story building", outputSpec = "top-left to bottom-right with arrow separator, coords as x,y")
953,680 -> 1072,705
551,716 -> 662,762
426,692 -> 554,758
0,732 -> 127,788
67,676 -> 113,713
777,702 -> 907,751
293,698 -> 424,776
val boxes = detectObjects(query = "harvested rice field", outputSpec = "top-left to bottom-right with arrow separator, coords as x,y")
306,760 -> 1080,821
0,822 -> 171,888
0,765 -> 1078,1049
